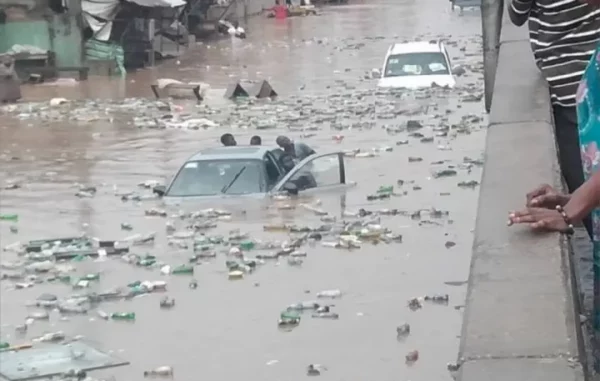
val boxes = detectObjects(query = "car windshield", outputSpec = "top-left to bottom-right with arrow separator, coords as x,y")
166,159 -> 265,197
384,52 -> 449,77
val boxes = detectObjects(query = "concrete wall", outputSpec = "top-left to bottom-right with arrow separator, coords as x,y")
457,4 -> 588,381
0,16 -> 83,68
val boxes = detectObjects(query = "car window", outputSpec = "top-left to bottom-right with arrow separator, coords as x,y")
384,52 -> 450,77
166,159 -> 265,196
264,153 -> 282,188
286,153 -> 342,191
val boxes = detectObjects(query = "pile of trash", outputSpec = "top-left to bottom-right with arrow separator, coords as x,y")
0,84 -> 485,135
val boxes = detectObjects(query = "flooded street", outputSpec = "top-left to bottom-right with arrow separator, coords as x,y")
0,0 -> 486,380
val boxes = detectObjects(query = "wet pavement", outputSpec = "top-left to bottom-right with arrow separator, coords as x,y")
0,0 -> 486,380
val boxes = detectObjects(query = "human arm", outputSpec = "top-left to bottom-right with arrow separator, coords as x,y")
299,143 -> 316,156
526,183 -> 570,207
563,171 -> 600,223
508,0 -> 533,27
509,172 -> 600,232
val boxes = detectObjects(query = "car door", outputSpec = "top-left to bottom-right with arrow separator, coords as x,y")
271,152 -> 348,193
263,152 -> 284,189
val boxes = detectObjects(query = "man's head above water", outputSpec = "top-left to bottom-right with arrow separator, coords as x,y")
250,135 -> 262,145
220,133 -> 237,146
276,135 -> 293,151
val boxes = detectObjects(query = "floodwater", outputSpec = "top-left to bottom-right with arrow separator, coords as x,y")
0,0 -> 486,380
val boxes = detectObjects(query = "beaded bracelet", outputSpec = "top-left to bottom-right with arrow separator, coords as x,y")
555,205 -> 575,235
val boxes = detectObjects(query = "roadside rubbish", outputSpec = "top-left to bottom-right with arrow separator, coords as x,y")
111,312 -> 136,321
458,180 -> 480,188
279,310 -> 301,327
307,364 -> 327,376
447,362 -> 461,372
312,311 -> 339,319
228,270 -> 244,280
424,294 -> 449,303
405,350 -> 419,363
160,297 -> 176,309
316,289 -> 342,298
396,323 -> 411,337
287,301 -> 320,311
144,366 -> 174,377
408,298 -> 423,310
432,169 -> 458,178
0,214 -> 19,221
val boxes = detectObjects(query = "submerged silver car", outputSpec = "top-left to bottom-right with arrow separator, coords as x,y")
154,146 -> 351,201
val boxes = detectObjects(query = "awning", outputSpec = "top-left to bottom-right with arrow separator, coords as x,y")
82,0 -> 185,41
128,0 -> 185,7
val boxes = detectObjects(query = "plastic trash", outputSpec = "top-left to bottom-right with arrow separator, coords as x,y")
316,289 -> 342,298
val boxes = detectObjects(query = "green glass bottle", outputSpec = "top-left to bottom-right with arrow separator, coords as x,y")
279,310 -> 301,326
137,258 -> 156,267
239,241 -> 255,251
111,312 -> 135,321
172,265 -> 194,275
127,280 -> 141,288
0,214 -> 18,222
71,254 -> 86,262
0,342 -> 10,350
377,185 -> 393,194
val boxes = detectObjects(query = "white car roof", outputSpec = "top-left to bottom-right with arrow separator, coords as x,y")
387,42 -> 444,55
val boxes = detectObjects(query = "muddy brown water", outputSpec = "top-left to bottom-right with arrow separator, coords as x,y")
0,1 -> 486,380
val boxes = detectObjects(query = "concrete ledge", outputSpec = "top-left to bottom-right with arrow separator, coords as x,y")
459,358 -> 583,381
458,4 -> 585,381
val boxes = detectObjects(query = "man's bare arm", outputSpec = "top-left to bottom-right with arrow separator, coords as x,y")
508,0 -> 533,26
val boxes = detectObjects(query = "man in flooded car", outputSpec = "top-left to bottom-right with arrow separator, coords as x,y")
276,135 -> 315,162
220,133 -> 237,147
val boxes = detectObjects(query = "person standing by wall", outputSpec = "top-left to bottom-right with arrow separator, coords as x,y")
508,0 -> 600,238
509,28 -> 600,367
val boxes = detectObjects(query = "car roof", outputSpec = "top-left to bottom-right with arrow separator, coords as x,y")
387,41 -> 444,55
187,145 -> 280,162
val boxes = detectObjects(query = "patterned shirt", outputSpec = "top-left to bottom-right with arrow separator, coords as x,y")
509,0 -> 600,107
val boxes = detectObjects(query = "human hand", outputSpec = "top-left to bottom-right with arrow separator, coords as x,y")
507,207 -> 571,233
525,183 -> 569,208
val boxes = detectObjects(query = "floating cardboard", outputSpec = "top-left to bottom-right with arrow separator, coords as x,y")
0,342 -> 129,381
249,80 -> 277,99
150,83 -> 202,101
224,81 -> 250,99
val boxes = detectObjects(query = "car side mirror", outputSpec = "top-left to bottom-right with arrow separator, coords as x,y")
283,182 -> 298,196
153,185 -> 166,197
451,65 -> 465,76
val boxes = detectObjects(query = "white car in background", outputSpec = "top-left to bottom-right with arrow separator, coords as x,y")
377,41 -> 456,89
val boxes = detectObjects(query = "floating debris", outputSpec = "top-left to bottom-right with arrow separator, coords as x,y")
396,323 -> 411,338
405,350 -> 419,363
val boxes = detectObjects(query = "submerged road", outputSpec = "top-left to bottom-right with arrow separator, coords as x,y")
0,1 -> 485,380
